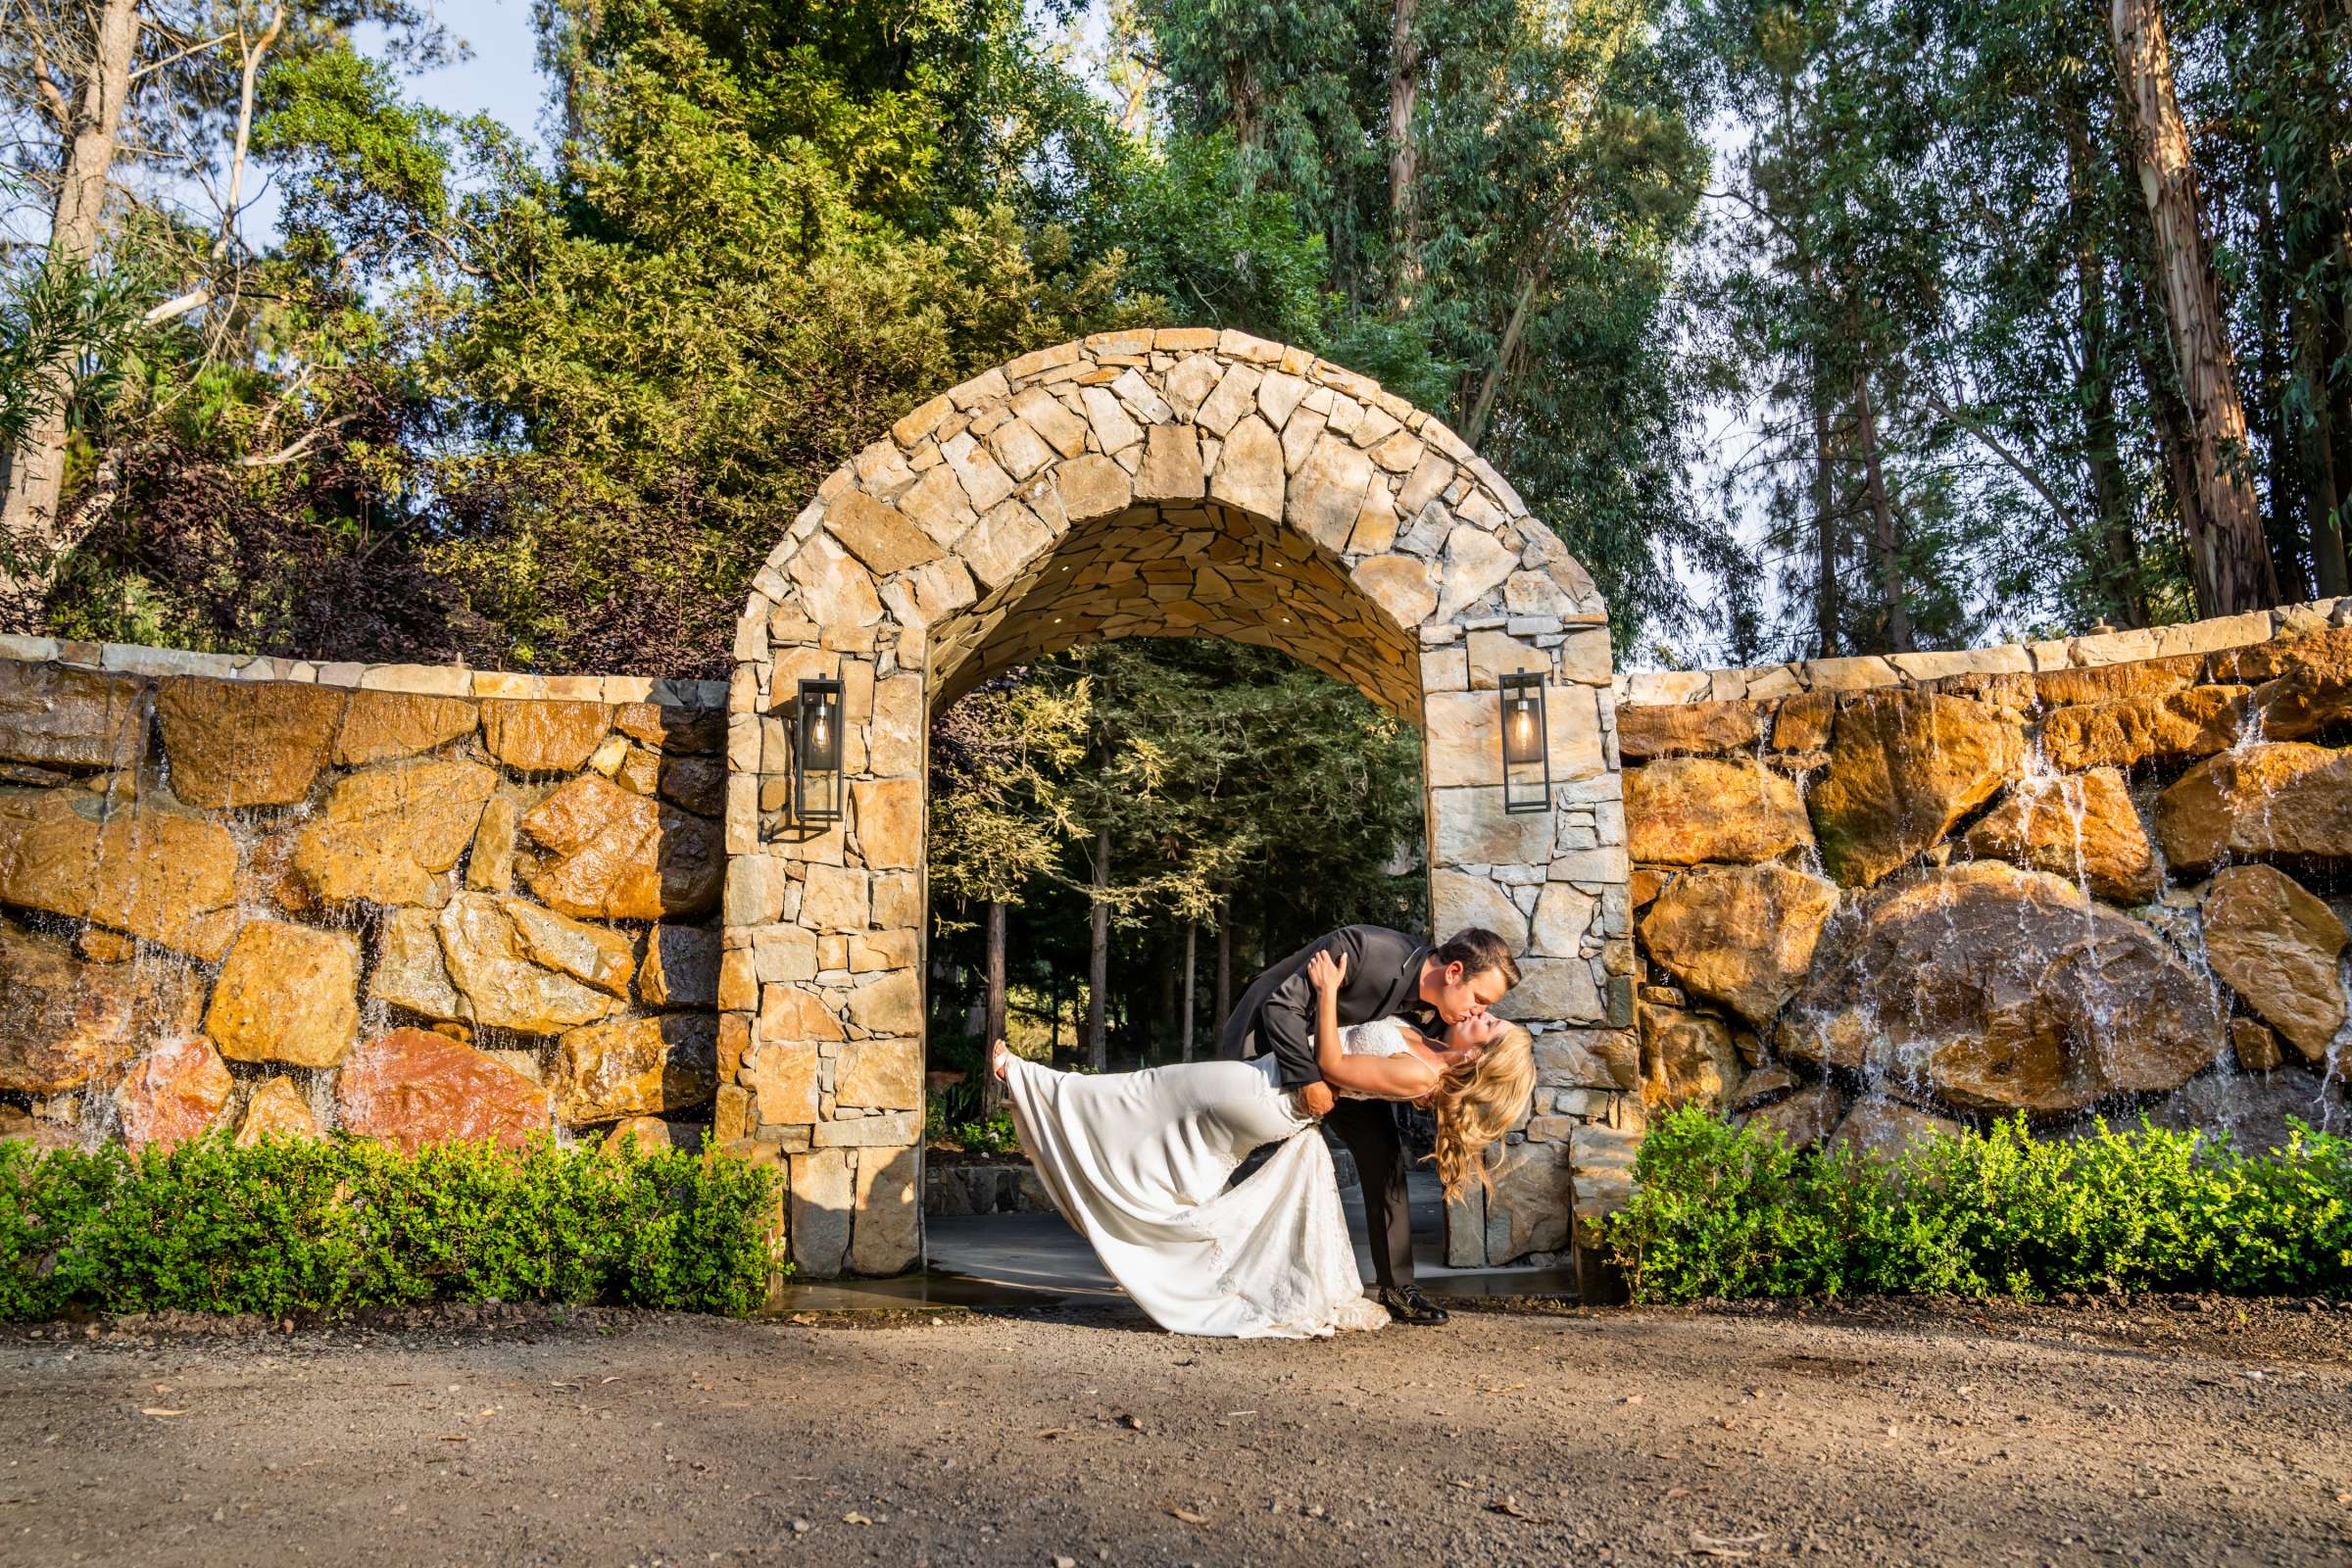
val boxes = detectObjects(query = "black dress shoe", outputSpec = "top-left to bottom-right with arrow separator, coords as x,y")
1375,1284 -> 1449,1326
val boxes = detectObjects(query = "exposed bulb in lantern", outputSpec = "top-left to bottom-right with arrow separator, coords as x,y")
810,710 -> 829,750
1510,706 -> 1535,748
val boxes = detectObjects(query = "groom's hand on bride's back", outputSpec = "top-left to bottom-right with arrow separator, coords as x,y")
1298,1081 -> 1336,1118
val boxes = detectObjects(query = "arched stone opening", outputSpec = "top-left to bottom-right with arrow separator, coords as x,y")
720,328 -> 1638,1280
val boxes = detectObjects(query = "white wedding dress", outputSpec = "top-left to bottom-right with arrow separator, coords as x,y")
999,1019 -> 1420,1338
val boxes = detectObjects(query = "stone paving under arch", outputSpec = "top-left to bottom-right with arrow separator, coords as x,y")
721,327 -> 1642,1277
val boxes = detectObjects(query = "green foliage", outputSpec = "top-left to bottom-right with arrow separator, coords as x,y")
1602,1105 -> 2352,1304
0,1134 -> 780,1321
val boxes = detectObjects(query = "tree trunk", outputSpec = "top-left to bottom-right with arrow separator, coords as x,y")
1086,825 -> 1110,1072
1388,0 -> 1421,311
1214,904 -> 1233,1056
2,0 -> 139,611
1811,388 -> 1840,658
2254,177 -> 2314,603
1152,931 -> 1178,1063
981,900 -> 1007,1112
1851,363 -> 1915,653
2108,0 -> 2278,614
2065,102 -> 2149,625
1181,920 -> 1198,1062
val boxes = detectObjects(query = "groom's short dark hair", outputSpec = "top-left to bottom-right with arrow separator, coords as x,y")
1435,927 -> 1521,987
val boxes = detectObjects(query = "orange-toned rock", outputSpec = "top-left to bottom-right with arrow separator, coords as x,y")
155,678 -> 346,808
517,774 -> 722,920
1616,700 -> 1770,760
2199,864 -> 2347,1060
2154,742 -> 2352,873
0,920 -> 204,1092
1809,691 -> 2024,886
1772,691 -> 1836,752
2230,1017 -> 2284,1073
1624,757 -> 1812,866
205,918 -> 360,1067
2038,686 -> 2246,770
1739,1083 -> 1846,1149
1638,1004 -> 1741,1113
292,758 -> 498,906
1638,862 -> 1838,1025
1825,1097 -> 1961,1161
435,893 -> 619,1035
0,789 -> 239,958
0,662 -> 148,770
2208,623 -> 2352,684
234,1075 -> 319,1147
2031,654 -> 2204,707
480,699 -> 612,772
334,1028 -> 547,1151
1961,767 -> 2161,904
550,1014 -> 718,1125
638,924 -> 720,1008
334,689 -> 478,764
1778,863 -> 2224,1114
613,703 -> 723,754
113,1038 -> 232,1152
599,1115 -> 681,1154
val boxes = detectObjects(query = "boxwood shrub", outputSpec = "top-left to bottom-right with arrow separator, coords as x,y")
0,1132 -> 781,1320
1601,1104 -> 2352,1304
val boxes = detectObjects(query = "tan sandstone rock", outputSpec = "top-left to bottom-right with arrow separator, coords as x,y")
1616,700 -> 1770,760
113,1037 -> 232,1152
2230,1017 -> 2285,1074
2199,864 -> 2347,1059
517,774 -> 722,920
600,1115 -> 681,1155
1739,1082 -> 1846,1150
336,1028 -> 547,1151
2154,743 -> 2352,873
0,790 -> 239,958
2038,686 -> 2247,770
368,906 -> 468,1022
292,758 -> 498,906
436,893 -> 619,1035
156,678 -> 347,808
334,689 -> 479,764
1625,757 -> 1813,866
1637,1004 -> 1742,1113
0,920 -> 204,1092
1809,691 -> 2024,886
1961,767 -> 2161,905
550,1013 -> 719,1125
1825,1097 -> 1961,1161
205,918 -> 360,1067
233,1076 -> 319,1147
480,699 -> 612,772
1777,863 -> 2224,1114
1637,862 -> 1838,1025
0,662 -> 148,770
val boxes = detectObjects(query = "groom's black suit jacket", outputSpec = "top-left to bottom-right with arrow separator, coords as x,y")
1217,924 -> 1435,1290
1217,924 -> 1435,1089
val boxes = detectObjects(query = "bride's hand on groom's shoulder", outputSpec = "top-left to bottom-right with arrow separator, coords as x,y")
1307,949 -> 1348,992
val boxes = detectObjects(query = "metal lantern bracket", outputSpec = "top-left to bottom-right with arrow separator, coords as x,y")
1498,669 -> 1551,814
794,671 -> 845,827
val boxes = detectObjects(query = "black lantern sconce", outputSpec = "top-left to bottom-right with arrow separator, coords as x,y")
1498,670 -> 1550,814
795,674 -> 845,825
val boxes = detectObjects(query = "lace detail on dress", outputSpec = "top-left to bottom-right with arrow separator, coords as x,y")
1341,1015 -> 1414,1059
1193,1132 -> 1388,1337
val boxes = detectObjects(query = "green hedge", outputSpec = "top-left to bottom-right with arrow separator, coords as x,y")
0,1133 -> 782,1320
1600,1105 -> 2352,1304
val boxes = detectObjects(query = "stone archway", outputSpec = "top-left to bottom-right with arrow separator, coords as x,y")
718,327 -> 1638,1279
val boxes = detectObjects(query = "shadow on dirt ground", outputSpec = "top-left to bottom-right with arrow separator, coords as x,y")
2,1294 -> 2347,1566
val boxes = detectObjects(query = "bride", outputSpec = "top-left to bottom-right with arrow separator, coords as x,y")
992,949 -> 1537,1338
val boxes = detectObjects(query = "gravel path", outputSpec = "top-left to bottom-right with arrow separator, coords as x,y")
2,1295 -> 2347,1566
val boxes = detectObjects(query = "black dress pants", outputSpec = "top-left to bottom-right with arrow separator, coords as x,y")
1321,1096 -> 1413,1289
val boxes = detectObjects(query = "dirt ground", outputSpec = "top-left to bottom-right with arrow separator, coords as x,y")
2,1294 -> 2347,1567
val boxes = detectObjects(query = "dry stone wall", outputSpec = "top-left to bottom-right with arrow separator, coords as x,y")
1615,601 -> 2352,1153
732,327 -> 1636,1278
0,637 -> 727,1161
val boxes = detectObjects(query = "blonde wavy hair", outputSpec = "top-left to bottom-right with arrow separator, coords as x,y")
1428,1022 -> 1537,1200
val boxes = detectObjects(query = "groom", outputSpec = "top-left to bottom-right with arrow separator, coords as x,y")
1219,925 -> 1520,1326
